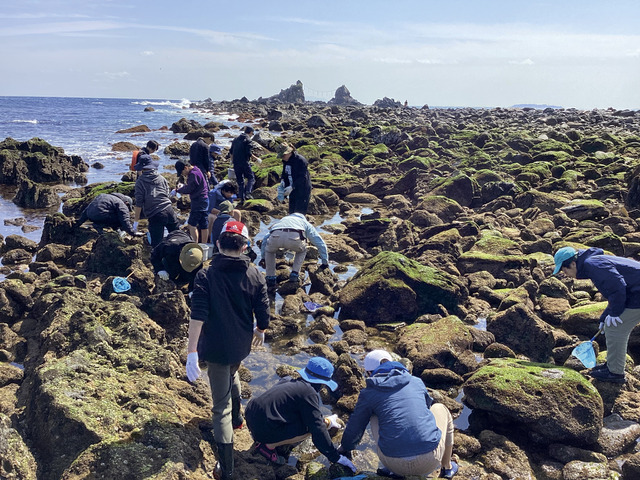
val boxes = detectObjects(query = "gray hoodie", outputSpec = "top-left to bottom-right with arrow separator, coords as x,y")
134,170 -> 172,219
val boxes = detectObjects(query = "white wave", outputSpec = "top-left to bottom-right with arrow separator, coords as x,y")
12,119 -> 38,124
131,98 -> 191,108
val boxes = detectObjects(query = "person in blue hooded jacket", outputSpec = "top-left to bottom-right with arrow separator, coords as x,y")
553,246 -> 640,383
340,350 -> 458,479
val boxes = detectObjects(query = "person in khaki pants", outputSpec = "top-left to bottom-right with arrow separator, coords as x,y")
553,246 -> 640,383
339,350 -> 458,479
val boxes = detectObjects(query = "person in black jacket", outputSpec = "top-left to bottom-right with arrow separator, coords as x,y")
75,193 -> 137,235
150,230 -> 203,290
229,126 -> 261,201
186,221 -> 269,480
244,357 -> 356,473
280,143 -> 312,215
210,200 -> 234,250
189,137 -> 216,187
133,140 -> 160,172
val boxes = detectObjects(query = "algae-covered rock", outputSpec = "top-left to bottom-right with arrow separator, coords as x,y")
85,231 -> 142,277
561,301 -> 606,337
476,429 -> 536,480
463,359 -> 603,445
0,413 -> 37,480
339,251 -> 467,324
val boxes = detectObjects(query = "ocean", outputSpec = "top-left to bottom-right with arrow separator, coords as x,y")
0,96 -> 244,244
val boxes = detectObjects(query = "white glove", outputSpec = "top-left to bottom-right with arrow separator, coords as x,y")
186,352 -> 201,382
283,186 -> 293,196
605,315 -> 623,327
177,182 -> 184,189
325,414 -> 342,430
169,189 -> 177,197
255,157 -> 263,164
132,221 -> 139,231
337,455 -> 356,473
599,322 -> 604,331
158,270 -> 170,280
252,328 -> 265,347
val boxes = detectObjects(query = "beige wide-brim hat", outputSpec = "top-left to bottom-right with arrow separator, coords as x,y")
278,143 -> 295,158
179,243 -> 204,272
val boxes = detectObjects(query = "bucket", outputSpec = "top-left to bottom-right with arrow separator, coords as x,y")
227,167 -> 236,180
198,243 -> 213,261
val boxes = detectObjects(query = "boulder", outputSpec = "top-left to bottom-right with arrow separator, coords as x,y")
596,413 -> 640,457
463,359 -> 603,446
110,141 -> 139,151
328,85 -> 361,106
13,178 -> 61,208
268,80 -> 305,103
170,118 -> 203,133
338,251 -> 467,324
84,231 -> 142,277
0,137 -> 88,185
487,304 -> 555,362
306,115 -> 332,128
0,413 -> 37,479
476,430 -> 536,480
115,125 -> 150,134
2,234 -> 38,253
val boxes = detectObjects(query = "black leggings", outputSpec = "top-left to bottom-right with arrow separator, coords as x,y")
148,207 -> 180,247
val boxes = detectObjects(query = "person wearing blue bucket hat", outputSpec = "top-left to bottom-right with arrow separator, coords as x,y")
244,357 -> 356,473
553,245 -> 640,383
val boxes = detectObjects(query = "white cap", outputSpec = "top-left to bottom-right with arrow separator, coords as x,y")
364,349 -> 393,372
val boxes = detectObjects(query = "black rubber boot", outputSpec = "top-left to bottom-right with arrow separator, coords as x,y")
232,395 -> 244,429
214,442 -> 234,480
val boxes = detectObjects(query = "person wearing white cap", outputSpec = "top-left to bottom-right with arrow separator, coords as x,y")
186,221 -> 270,480
553,245 -> 640,383
244,357 -> 356,473
340,350 -> 458,479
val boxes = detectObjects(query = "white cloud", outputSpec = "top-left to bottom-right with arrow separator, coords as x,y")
101,71 -> 130,80
374,58 -> 412,64
141,50 -> 154,56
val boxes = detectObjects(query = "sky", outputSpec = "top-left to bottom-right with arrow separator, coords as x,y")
1,0 -> 639,109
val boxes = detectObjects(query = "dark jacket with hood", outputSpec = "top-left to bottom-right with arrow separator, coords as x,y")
77,193 -> 135,234
134,170 -> 173,219
576,247 -> 640,321
189,138 -> 214,179
282,152 -> 311,192
245,377 -> 341,463
150,230 -> 201,287
341,362 -> 441,458
191,253 -> 269,365
230,132 -> 254,166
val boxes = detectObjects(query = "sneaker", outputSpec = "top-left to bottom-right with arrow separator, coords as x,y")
376,467 -> 404,479
440,460 -> 459,479
589,366 -> 625,384
590,363 -> 608,372
253,442 -> 286,465
245,193 -> 253,200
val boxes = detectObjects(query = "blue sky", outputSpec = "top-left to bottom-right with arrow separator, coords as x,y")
1,0 -> 639,108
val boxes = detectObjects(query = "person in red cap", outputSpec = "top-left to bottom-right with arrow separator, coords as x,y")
186,220 -> 269,480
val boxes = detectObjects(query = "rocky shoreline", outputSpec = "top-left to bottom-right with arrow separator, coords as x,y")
1,89 -> 640,479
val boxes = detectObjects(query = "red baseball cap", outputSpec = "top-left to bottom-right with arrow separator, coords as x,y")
222,221 -> 249,240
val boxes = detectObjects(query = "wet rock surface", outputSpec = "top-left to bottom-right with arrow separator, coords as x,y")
3,98 -> 640,478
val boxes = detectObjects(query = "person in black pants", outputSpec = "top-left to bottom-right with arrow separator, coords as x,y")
134,159 -> 180,247
229,126 -> 261,201
75,192 -> 137,235
280,143 -> 312,214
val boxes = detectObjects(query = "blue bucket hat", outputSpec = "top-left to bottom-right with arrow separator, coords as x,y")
209,143 -> 223,156
298,357 -> 338,391
553,246 -> 578,275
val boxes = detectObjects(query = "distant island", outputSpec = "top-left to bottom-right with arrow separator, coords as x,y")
511,103 -> 563,109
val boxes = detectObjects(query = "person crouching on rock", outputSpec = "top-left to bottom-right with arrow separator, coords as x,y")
339,350 -> 458,479
150,229 -> 204,291
175,160 -> 210,244
244,357 -> 356,474
259,213 -> 329,288
185,220 -> 269,480
75,192 -> 140,236
553,246 -> 640,383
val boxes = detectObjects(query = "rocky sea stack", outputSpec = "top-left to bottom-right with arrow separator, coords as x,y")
2,88 -> 640,479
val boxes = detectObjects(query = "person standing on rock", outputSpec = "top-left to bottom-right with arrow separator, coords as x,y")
150,229 -> 204,291
75,192 -> 138,236
259,213 -> 329,287
175,160 -> 209,243
229,126 -> 261,202
340,350 -> 458,479
132,140 -> 160,173
244,357 -> 356,474
186,221 -> 270,480
133,149 -> 181,247
279,143 -> 312,215
553,246 -> 640,383
189,137 -> 216,188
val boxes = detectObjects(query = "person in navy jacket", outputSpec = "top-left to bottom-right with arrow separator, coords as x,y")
554,246 -> 640,383
340,350 -> 457,479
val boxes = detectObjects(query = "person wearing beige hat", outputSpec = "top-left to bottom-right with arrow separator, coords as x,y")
279,143 -> 312,215
150,229 -> 204,291
340,349 -> 458,479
